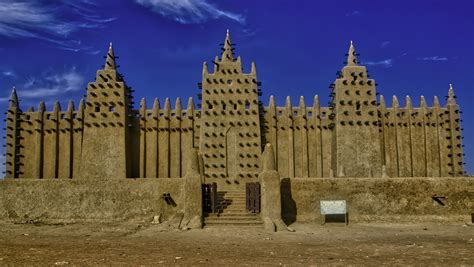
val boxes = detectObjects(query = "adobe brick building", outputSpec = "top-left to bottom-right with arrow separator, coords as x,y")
4,31 -> 465,186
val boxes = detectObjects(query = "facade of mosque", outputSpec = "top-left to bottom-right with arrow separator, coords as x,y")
3,31 -> 465,187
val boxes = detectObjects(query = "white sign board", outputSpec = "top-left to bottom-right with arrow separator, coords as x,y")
320,200 -> 347,215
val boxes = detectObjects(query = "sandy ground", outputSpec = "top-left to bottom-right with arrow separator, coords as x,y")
0,221 -> 473,266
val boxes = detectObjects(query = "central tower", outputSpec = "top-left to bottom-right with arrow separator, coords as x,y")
331,42 -> 382,177
200,31 -> 262,187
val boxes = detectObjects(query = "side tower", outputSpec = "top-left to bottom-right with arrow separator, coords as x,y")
79,43 -> 134,178
199,30 -> 262,186
331,42 -> 382,177
4,88 -> 20,178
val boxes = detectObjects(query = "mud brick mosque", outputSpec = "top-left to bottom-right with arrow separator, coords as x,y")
2,31 -> 471,229
4,30 -> 465,183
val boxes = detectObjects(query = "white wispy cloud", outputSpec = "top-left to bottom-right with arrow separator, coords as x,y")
20,67 -> 85,98
364,59 -> 393,68
417,56 -> 448,61
0,0 -> 115,52
0,67 -> 85,103
381,41 -> 390,48
134,0 -> 245,24
2,70 -> 17,78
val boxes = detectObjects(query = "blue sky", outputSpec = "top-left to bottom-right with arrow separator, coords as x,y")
0,0 -> 473,176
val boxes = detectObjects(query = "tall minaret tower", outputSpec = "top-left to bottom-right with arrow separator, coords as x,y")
330,42 -> 382,177
79,43 -> 134,178
4,87 -> 20,178
199,30 -> 262,187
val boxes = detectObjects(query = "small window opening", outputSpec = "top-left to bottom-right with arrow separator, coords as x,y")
208,103 -> 213,109
95,106 -> 100,112
278,110 -> 283,117
182,112 -> 187,117
47,114 -> 52,120
234,104 -> 237,110
109,106 -> 116,112
223,104 -> 227,110
227,80 -> 232,85
60,114 -> 65,120
245,101 -> 250,110
72,114 -> 77,119
26,115 -> 31,120
293,111 -> 298,116
356,103 -> 361,110
308,111 -> 313,117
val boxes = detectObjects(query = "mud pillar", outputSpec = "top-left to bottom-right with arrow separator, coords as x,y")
259,143 -> 294,232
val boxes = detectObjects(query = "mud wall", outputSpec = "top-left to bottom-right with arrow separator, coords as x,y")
281,177 -> 473,223
0,179 -> 184,222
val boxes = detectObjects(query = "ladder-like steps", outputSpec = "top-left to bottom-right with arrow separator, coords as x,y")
204,191 -> 263,227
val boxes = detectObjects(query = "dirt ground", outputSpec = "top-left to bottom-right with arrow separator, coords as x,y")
0,221 -> 473,266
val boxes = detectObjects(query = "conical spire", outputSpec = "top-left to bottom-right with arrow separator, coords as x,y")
405,95 -> 412,109
221,29 -> 235,62
139,98 -> 146,116
67,100 -> 74,113
38,101 -> 46,113
8,86 -> 19,110
346,41 -> 358,66
447,84 -> 456,105
379,95 -> 386,109
392,95 -> 399,108
202,61 -> 208,76
284,96 -> 292,117
175,98 -> 182,118
77,99 -> 84,116
251,61 -> 256,75
433,96 -> 440,108
53,101 -> 61,112
299,96 -> 306,116
152,98 -> 160,118
420,96 -> 427,108
187,97 -> 194,116
105,42 -> 116,70
164,98 -> 171,117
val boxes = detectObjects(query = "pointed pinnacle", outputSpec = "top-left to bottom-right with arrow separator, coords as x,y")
67,100 -> 74,113
314,95 -> 320,108
54,101 -> 61,112
152,98 -> 160,116
38,101 -> 46,112
448,84 -> 456,105
187,97 -> 195,111
9,86 -> 19,109
105,42 -> 116,70
420,96 -> 427,108
269,95 -> 276,111
78,99 -> 85,111
140,98 -> 146,112
346,40 -> 358,66
202,61 -> 208,75
251,61 -> 256,74
405,95 -> 412,108
175,98 -> 182,112
299,96 -> 306,107
392,95 -> 399,108
379,95 -> 386,108
433,96 -> 440,107
221,30 -> 234,62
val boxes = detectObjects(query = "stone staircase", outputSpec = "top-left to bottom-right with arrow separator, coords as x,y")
204,191 -> 263,227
